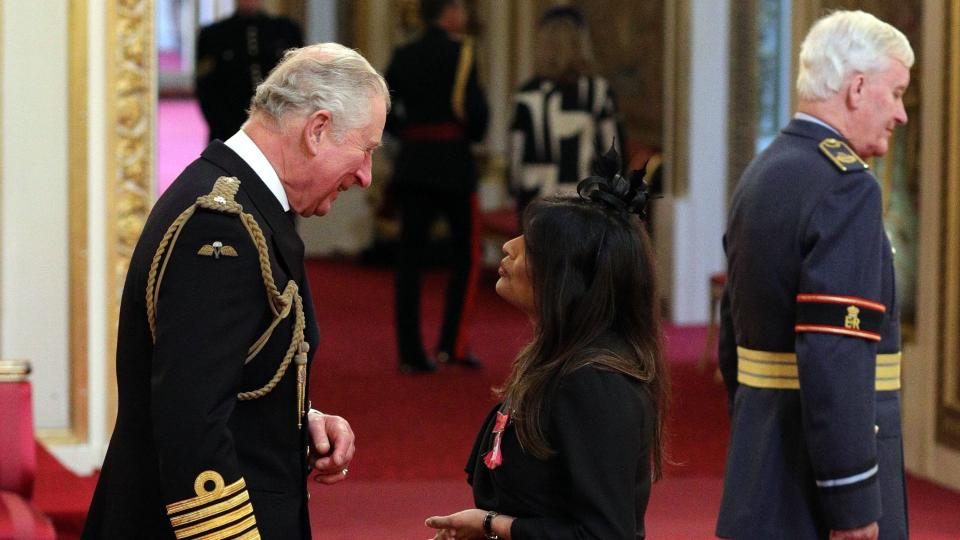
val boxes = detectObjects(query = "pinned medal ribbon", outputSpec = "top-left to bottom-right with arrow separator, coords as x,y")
483,410 -> 510,470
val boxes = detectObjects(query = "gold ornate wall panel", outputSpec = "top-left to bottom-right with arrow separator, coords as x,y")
938,0 -> 960,450
34,0 -> 92,446
572,0 -> 665,151
68,0 -> 89,444
664,0 -> 690,198
106,0 -> 154,426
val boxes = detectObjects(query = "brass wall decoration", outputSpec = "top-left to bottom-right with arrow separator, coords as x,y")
68,0 -> 89,444
106,0 -> 154,426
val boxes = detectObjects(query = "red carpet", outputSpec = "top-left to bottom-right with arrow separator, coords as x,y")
32,259 -> 960,538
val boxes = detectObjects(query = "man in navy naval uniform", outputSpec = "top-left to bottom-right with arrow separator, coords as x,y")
83,43 -> 388,539
717,10 -> 912,540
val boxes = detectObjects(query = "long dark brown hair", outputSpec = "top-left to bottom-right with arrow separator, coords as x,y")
497,195 -> 669,479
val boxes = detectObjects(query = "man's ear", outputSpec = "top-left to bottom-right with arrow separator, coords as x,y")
846,73 -> 866,109
304,109 -> 333,155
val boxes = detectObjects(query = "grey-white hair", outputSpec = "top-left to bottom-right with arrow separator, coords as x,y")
250,42 -> 390,140
797,10 -> 914,102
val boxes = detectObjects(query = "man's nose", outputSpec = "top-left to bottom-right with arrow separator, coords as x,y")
357,156 -> 373,188
895,101 -> 908,125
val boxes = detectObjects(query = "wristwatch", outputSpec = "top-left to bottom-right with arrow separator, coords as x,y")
483,510 -> 499,539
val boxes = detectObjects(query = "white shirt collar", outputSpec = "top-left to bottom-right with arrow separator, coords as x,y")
793,112 -> 840,135
224,129 -> 290,211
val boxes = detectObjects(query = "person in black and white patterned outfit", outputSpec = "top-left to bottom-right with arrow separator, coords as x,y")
508,6 -> 626,219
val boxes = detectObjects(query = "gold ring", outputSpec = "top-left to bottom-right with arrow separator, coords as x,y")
341,468 -> 349,475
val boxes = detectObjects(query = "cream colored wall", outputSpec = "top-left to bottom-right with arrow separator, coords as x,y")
84,0 -> 112,470
0,0 -> 71,429
0,0 -> 115,473
671,0 -> 729,324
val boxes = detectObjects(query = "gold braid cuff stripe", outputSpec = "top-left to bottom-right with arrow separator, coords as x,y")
169,490 -> 250,527
233,529 -> 262,540
174,502 -> 254,539
166,471 -> 259,540
736,347 -> 901,391
166,471 -> 247,515
193,515 -> 258,540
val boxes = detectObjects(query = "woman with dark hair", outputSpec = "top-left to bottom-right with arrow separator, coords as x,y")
425,152 -> 668,539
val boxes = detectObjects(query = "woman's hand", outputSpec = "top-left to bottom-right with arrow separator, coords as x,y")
425,509 -> 494,540
425,509 -> 485,539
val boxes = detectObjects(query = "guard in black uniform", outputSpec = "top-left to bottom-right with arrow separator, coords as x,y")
386,0 -> 489,373
81,43 -> 385,539
195,0 -> 302,142
716,11 -> 913,540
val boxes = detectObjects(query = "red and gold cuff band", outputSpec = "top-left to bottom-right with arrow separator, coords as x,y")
795,294 -> 885,342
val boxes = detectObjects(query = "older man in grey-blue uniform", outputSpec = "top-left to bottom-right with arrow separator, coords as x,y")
717,11 -> 912,540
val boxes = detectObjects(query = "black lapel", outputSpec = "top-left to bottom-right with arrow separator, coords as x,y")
200,141 -> 305,285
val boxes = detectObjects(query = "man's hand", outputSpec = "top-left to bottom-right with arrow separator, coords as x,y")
830,522 -> 879,540
307,409 -> 355,485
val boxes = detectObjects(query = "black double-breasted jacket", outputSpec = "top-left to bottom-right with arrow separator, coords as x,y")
82,141 -> 319,539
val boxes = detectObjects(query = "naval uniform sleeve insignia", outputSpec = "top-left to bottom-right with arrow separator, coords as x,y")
165,470 -> 259,539
795,293 -> 885,341
198,241 -> 239,259
818,138 -> 869,172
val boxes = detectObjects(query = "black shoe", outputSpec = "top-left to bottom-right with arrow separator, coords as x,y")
399,358 -> 438,374
437,351 -> 483,369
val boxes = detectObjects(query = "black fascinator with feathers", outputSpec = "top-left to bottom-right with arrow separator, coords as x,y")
576,143 -> 657,220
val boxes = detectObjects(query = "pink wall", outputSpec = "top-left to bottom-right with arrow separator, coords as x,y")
156,99 -> 208,195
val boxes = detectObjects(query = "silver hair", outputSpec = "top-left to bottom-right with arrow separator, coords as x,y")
797,10 -> 914,102
250,42 -> 390,140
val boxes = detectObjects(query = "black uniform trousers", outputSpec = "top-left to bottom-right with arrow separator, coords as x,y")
395,188 -> 479,363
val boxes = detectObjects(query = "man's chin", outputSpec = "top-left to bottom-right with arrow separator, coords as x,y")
312,200 -> 334,216
870,142 -> 889,159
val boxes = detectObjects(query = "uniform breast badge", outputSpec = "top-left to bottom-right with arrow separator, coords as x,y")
197,240 -> 238,259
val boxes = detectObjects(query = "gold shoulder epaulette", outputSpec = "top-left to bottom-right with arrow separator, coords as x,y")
818,138 -> 869,173
197,176 -> 243,214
